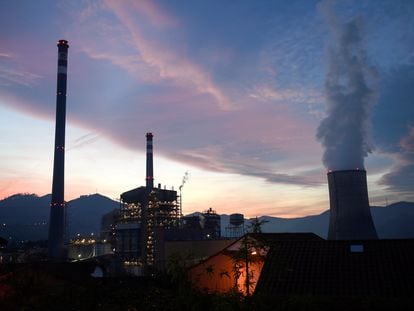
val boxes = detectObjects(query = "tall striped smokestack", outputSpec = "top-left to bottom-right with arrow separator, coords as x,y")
146,132 -> 154,189
48,40 -> 69,259
327,170 -> 378,240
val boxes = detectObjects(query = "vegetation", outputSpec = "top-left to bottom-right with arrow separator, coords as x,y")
230,217 -> 269,295
1,261 -> 413,310
0,264 -> 249,310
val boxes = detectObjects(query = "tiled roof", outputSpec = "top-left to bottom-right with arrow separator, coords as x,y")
252,232 -> 324,242
255,239 -> 414,297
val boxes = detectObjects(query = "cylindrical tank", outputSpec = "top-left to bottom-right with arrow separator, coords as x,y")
327,169 -> 378,240
230,213 -> 244,227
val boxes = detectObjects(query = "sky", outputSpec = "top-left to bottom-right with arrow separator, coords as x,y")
0,0 -> 413,218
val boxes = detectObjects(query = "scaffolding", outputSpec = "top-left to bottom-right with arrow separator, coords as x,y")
115,186 -> 180,271
202,207 -> 221,239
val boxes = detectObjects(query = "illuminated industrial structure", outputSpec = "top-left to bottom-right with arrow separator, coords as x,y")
111,133 -> 225,275
117,183 -> 180,271
114,133 -> 180,274
201,208 -> 221,239
68,234 -> 112,261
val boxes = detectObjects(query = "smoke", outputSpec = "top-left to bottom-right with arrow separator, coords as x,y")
179,171 -> 189,191
316,2 -> 377,171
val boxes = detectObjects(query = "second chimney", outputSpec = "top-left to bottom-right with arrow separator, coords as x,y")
146,132 -> 154,189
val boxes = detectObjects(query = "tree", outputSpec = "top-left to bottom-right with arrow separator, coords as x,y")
231,217 -> 268,296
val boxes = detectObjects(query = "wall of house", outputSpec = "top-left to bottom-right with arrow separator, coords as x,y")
188,252 -> 264,295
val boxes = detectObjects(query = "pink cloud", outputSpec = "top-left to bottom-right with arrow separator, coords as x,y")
0,91 -> 51,118
128,0 -> 180,28
0,48 -> 44,87
89,0 -> 234,110
0,52 -> 14,59
0,66 -> 42,87
0,1 -> 326,191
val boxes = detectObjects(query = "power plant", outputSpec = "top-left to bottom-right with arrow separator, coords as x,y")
42,39 -> 377,276
115,133 -> 179,272
113,133 -> 223,274
327,169 -> 378,240
48,40 -> 69,259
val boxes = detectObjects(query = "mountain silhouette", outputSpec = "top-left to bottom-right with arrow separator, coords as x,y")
0,193 -> 118,241
1,194 -> 413,241
258,202 -> 414,239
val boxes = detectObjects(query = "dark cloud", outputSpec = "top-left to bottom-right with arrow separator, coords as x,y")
373,65 -> 414,152
380,128 -> 414,197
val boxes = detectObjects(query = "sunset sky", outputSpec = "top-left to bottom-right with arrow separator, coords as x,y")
0,0 -> 413,218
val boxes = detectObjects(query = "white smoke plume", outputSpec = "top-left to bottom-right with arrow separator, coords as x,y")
317,2 -> 377,171
179,171 -> 190,191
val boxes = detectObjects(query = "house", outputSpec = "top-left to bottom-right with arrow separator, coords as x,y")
255,239 -> 414,297
188,233 -> 322,295
189,233 -> 414,304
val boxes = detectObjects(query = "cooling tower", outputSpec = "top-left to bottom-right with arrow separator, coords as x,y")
48,40 -> 69,259
327,170 -> 378,240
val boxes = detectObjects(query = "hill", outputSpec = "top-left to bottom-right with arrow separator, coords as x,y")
0,193 -> 119,241
1,193 -> 413,241
258,202 -> 414,239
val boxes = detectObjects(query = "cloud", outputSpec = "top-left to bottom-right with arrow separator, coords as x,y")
0,1 -> 326,189
0,51 -> 43,87
0,91 -> 51,118
67,133 -> 100,151
72,0 -> 233,110
380,128 -> 414,196
0,52 -> 14,59
0,67 -> 42,87
373,64 -> 414,152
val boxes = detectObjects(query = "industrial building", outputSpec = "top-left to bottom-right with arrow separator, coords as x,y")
112,133 -> 224,275
116,183 -> 180,272
225,213 -> 245,238
67,234 -> 112,261
327,169 -> 378,240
